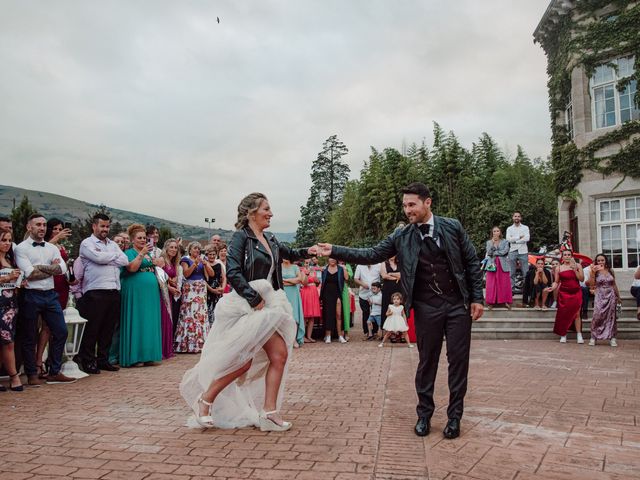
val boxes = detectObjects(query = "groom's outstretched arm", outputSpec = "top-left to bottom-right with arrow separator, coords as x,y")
318,234 -> 397,265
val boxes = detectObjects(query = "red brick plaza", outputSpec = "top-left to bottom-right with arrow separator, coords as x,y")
2,334 -> 640,480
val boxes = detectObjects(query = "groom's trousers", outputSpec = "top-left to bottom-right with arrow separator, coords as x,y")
413,298 -> 472,421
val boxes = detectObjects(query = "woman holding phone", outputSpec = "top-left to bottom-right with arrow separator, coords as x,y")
118,224 -> 163,367
174,242 -> 214,353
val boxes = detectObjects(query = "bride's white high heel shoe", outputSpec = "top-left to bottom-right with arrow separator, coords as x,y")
194,396 -> 215,428
259,410 -> 292,432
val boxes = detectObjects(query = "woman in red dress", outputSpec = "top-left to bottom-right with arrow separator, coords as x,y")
551,250 -> 584,344
300,259 -> 321,342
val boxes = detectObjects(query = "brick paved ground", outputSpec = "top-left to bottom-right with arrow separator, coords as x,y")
2,334 -> 640,479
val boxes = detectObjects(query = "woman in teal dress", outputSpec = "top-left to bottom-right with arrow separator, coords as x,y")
119,224 -> 162,367
281,259 -> 305,348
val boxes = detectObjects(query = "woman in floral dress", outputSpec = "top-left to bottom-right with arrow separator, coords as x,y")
175,242 -> 214,353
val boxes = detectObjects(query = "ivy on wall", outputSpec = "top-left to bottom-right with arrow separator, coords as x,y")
540,1 -> 640,196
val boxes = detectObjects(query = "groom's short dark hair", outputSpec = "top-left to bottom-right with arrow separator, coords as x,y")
401,182 -> 431,200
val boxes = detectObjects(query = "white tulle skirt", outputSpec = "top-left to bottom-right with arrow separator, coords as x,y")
179,279 -> 296,429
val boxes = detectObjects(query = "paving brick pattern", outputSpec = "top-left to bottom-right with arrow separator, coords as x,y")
2,335 -> 640,479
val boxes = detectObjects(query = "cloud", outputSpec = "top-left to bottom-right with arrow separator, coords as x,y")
0,0 -> 552,232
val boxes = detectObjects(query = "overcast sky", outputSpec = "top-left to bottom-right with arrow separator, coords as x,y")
0,0 -> 552,232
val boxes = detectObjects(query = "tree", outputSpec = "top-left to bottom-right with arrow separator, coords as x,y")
10,196 -> 37,242
295,135 -> 350,246
158,226 -> 173,248
321,126 -> 558,256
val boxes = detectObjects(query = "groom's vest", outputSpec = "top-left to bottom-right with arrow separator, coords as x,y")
413,236 -> 461,307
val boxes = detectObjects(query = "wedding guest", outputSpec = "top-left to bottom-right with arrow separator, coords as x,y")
549,259 -> 560,307
69,255 -> 85,300
161,239 -> 182,337
380,256 -> 402,325
204,245 -> 223,326
210,234 -> 222,251
282,258 -> 305,348
484,227 -> 512,310
0,228 -> 23,391
354,263 -> 381,336
15,214 -> 76,384
530,258 -> 553,309
632,265 -> 640,321
218,243 -> 230,293
300,259 -> 321,342
77,213 -> 129,374
506,211 -> 530,292
113,234 -> 126,251
174,242 -> 213,353
338,261 -> 352,339
120,232 -> 131,251
0,217 -> 12,234
588,254 -> 621,347
146,225 -> 162,259
550,250 -> 584,344
118,223 -> 162,367
321,258 -> 347,344
34,218 -> 72,377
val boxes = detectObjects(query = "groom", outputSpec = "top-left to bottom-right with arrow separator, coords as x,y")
317,182 -> 483,438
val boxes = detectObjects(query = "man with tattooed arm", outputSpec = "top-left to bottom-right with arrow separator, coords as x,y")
15,213 -> 77,385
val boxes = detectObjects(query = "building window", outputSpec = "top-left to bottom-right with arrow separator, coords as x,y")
590,56 -> 640,129
565,102 -> 574,139
598,196 -> 640,269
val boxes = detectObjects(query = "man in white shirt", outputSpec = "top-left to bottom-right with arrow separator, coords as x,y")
354,263 -> 381,336
14,214 -> 76,385
77,213 -> 129,374
506,212 -> 530,292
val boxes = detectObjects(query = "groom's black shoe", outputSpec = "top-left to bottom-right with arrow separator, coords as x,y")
414,417 -> 430,437
443,418 -> 460,439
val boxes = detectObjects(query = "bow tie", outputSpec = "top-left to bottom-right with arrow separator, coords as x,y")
32,241 -> 45,247
418,224 -> 431,236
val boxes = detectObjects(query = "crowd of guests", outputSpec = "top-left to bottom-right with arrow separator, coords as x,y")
0,211 -> 415,394
2,208 -> 639,392
482,211 -> 640,347
0,213 -> 237,391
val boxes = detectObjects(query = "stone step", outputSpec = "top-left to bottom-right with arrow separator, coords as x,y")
472,314 -> 640,340
484,306 -> 638,318
498,295 -> 637,308
471,329 -> 640,340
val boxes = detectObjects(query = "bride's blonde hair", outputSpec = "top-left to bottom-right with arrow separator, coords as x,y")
235,192 -> 267,230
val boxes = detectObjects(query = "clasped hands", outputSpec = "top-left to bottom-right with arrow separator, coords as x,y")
307,243 -> 333,257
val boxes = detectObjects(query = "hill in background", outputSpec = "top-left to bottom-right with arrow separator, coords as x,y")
0,185 -> 295,242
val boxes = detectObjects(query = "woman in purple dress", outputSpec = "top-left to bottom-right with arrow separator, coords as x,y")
160,239 -> 182,359
588,254 -> 620,347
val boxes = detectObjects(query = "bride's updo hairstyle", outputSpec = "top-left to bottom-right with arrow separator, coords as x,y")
235,192 -> 268,230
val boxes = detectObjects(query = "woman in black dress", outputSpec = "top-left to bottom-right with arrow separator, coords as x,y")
320,258 -> 346,344
380,256 -> 402,340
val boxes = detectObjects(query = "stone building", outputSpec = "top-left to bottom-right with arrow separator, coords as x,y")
534,0 -> 639,274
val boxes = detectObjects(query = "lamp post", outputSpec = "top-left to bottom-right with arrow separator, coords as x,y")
60,297 -> 89,379
205,217 -> 216,232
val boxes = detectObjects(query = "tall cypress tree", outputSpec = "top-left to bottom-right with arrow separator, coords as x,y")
295,135 -> 350,246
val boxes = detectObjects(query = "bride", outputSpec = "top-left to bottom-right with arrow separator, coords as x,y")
180,192 -> 316,431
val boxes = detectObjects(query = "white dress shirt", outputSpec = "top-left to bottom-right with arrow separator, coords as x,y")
80,235 -> 130,292
354,264 -> 381,300
506,223 -> 530,254
417,215 -> 440,246
14,238 -> 67,291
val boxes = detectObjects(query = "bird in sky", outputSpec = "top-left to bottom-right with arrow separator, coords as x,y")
217,17 -> 220,23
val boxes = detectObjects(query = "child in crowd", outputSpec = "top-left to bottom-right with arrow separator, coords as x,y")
379,292 -> 413,347
367,282 -> 383,340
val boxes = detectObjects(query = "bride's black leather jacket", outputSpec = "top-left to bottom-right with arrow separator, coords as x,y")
227,226 -> 311,307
